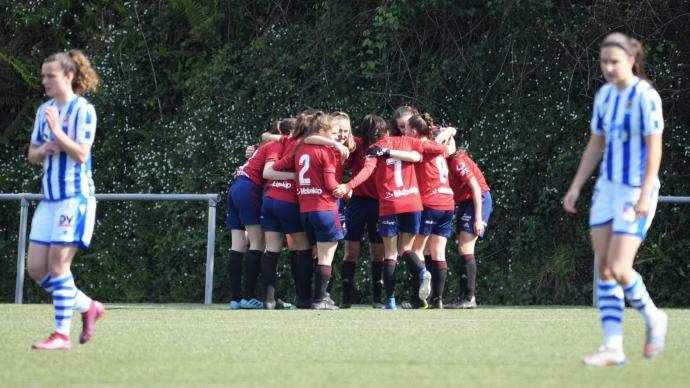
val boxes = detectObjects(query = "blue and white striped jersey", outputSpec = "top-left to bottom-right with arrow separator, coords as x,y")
590,77 -> 664,187
30,96 -> 97,200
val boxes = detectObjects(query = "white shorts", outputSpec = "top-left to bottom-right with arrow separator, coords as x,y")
29,196 -> 97,248
589,178 -> 659,239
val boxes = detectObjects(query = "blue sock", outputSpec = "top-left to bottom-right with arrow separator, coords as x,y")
51,273 -> 77,336
597,279 -> 624,350
623,271 -> 659,325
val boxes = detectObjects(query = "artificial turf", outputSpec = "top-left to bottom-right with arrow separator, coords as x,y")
1,304 -> 688,387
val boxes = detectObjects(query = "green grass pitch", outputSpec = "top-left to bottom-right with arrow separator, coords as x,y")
0,304 -> 688,387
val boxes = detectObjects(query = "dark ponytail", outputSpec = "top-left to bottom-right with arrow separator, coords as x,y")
407,113 -> 434,139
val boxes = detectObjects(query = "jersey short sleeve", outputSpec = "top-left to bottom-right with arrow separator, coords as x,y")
75,103 -> 97,144
31,104 -> 45,146
640,88 -> 664,136
590,84 -> 612,136
421,140 -> 447,157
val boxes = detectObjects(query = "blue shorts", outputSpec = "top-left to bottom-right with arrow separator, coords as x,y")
260,196 -> 304,234
301,210 -> 344,245
337,199 -> 347,235
378,211 -> 421,238
29,195 -> 97,249
345,196 -> 382,243
455,192 -> 492,237
419,207 -> 454,238
226,176 -> 263,230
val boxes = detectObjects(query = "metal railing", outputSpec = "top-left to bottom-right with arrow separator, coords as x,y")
592,195 -> 690,305
0,193 -> 218,305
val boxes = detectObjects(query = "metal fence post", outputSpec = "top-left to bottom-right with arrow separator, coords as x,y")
15,197 -> 29,304
204,196 -> 217,305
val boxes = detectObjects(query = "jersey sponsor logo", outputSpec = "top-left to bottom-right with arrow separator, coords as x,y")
271,181 -> 292,189
433,187 -> 454,195
59,214 -> 74,227
297,187 -> 323,195
385,158 -> 397,166
456,163 -> 469,175
391,186 -> 419,198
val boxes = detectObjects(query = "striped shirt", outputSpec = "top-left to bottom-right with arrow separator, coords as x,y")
591,77 -> 664,187
30,96 -> 97,200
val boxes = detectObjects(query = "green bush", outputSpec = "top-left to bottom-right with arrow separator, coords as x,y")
1,0 -> 689,305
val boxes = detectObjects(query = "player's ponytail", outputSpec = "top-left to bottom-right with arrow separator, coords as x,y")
407,113 -> 434,139
628,38 -> 649,81
44,50 -> 100,94
601,33 -> 649,82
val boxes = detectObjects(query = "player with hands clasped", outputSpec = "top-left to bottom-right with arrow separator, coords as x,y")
563,32 -> 667,366
27,50 -> 104,350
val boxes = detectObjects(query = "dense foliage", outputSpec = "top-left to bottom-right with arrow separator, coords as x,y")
2,0 -> 689,305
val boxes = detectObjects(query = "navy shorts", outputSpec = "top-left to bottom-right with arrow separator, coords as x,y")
455,192 -> 493,237
301,210 -> 344,245
419,207 -> 454,238
345,196 -> 382,243
378,211 -> 421,238
337,199 -> 347,235
261,196 -> 304,234
226,176 -> 262,230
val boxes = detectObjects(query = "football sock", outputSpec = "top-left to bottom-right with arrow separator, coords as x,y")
242,250 -> 262,300
261,251 -> 280,303
622,271 -> 660,326
289,250 -> 298,293
296,250 -> 314,301
371,261 -> 384,303
383,259 -> 397,299
341,261 -> 356,303
424,254 -> 433,272
432,260 -> 448,300
597,278 -> 624,349
40,273 -> 91,313
73,289 -> 92,313
228,250 -> 243,302
463,254 -> 477,301
51,273 -> 77,336
314,265 -> 332,302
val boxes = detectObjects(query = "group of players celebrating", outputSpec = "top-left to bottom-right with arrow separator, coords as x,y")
226,106 -> 491,310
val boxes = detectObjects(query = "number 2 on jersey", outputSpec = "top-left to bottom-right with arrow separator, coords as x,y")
298,154 -> 311,185
435,156 -> 449,184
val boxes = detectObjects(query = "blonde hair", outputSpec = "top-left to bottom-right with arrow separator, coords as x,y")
331,111 -> 355,151
44,49 -> 100,94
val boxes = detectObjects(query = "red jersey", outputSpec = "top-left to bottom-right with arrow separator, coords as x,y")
448,153 -> 490,202
236,141 -> 282,187
347,137 -> 378,199
273,144 -> 340,212
415,140 -> 455,211
370,136 -> 424,216
264,136 -> 298,203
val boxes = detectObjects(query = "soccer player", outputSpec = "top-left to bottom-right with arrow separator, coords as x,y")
271,112 -> 344,309
26,50 -> 104,350
404,114 -> 456,309
446,146 -> 492,309
340,114 -> 430,310
260,112 -> 317,308
563,32 -> 668,366
226,119 -> 295,310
